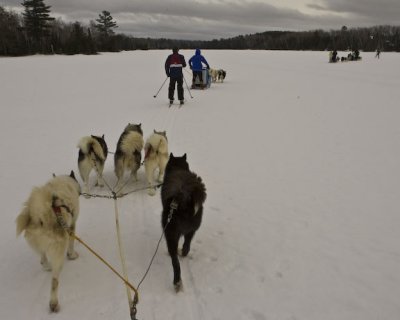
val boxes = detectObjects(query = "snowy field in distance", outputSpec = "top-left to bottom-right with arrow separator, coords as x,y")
1,50 -> 400,320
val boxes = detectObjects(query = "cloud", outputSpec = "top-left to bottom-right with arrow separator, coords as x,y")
307,0 -> 400,24
3,0 -> 399,40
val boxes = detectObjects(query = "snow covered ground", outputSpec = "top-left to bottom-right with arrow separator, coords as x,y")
1,50 -> 400,320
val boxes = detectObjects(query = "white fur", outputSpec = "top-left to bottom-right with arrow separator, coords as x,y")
210,68 -> 218,82
77,136 -> 106,196
16,174 -> 80,312
115,131 -> 144,187
144,133 -> 168,196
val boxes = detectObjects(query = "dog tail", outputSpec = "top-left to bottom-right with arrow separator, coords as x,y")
145,134 -> 168,158
144,142 -> 153,160
77,136 -> 106,161
16,206 -> 30,236
121,132 -> 144,155
164,172 -> 207,215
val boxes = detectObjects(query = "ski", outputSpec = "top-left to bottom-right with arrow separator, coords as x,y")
168,101 -> 184,108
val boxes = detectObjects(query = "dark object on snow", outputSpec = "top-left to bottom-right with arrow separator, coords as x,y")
165,48 -> 186,102
161,153 -> 207,292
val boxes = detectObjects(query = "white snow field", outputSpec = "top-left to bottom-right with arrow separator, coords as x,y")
1,50 -> 400,320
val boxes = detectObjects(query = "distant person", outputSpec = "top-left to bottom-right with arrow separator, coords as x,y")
188,49 -> 210,88
332,50 -> 338,62
375,48 -> 381,59
165,47 -> 186,105
353,49 -> 360,60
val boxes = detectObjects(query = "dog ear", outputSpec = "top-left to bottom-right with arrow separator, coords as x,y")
183,153 -> 187,160
102,134 -> 105,139
170,152 -> 174,158
139,123 -> 142,127
70,170 -> 76,180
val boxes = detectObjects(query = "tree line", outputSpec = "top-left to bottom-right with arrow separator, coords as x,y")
1,0 -> 399,56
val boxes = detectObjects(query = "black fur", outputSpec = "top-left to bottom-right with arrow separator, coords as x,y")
217,69 -> 226,81
91,134 -> 108,160
161,153 -> 207,290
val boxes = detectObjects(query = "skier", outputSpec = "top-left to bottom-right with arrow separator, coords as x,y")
188,49 -> 210,88
165,47 -> 186,105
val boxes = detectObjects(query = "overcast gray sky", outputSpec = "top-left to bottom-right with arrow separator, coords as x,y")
2,0 -> 400,40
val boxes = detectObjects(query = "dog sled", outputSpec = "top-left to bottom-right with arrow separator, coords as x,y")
191,67 -> 211,90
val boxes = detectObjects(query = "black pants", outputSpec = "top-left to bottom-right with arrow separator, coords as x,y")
168,77 -> 184,101
192,71 -> 203,84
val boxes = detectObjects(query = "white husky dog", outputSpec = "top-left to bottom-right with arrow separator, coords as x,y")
114,123 -> 144,189
77,135 -> 108,196
16,171 -> 80,312
144,130 -> 168,195
210,68 -> 218,82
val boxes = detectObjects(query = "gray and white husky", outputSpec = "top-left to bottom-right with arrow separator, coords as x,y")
77,135 -> 108,195
114,123 -> 144,189
144,130 -> 169,196
16,171 -> 81,312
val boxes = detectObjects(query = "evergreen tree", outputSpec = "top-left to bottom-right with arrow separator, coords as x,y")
95,11 -> 118,36
21,0 -> 54,41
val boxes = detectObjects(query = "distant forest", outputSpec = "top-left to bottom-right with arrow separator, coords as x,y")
1,2 -> 399,56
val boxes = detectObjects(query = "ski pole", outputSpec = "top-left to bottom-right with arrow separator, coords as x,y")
183,75 -> 193,99
153,77 -> 168,98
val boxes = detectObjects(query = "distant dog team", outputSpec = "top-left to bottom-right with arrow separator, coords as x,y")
210,68 -> 227,83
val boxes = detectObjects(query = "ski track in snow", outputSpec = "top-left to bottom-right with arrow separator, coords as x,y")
1,50 -> 400,320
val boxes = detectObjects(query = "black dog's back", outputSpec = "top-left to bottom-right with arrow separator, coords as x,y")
161,153 -> 206,291
161,170 -> 206,230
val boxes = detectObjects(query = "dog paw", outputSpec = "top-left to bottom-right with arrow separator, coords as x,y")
67,251 -> 79,260
174,280 -> 183,293
41,262 -> 52,271
181,248 -> 190,257
147,188 -> 156,196
41,256 -> 52,271
49,300 -> 60,313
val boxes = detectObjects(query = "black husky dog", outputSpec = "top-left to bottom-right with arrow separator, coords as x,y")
161,153 -> 207,291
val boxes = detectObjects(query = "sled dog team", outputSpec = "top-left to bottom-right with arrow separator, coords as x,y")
210,68 -> 227,83
16,122 -> 207,312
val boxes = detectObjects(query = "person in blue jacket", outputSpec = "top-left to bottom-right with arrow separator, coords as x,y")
188,49 -> 210,88
165,47 -> 186,104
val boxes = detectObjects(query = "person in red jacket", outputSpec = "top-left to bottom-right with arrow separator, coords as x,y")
165,47 -> 187,105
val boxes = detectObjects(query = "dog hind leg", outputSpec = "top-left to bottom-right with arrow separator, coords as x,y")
181,231 -> 195,257
165,230 -> 182,292
145,161 -> 157,196
95,162 -> 105,187
78,159 -> 91,196
157,156 -> 168,183
47,245 -> 66,312
67,223 -> 78,260
114,156 -> 124,188
41,254 -> 51,271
